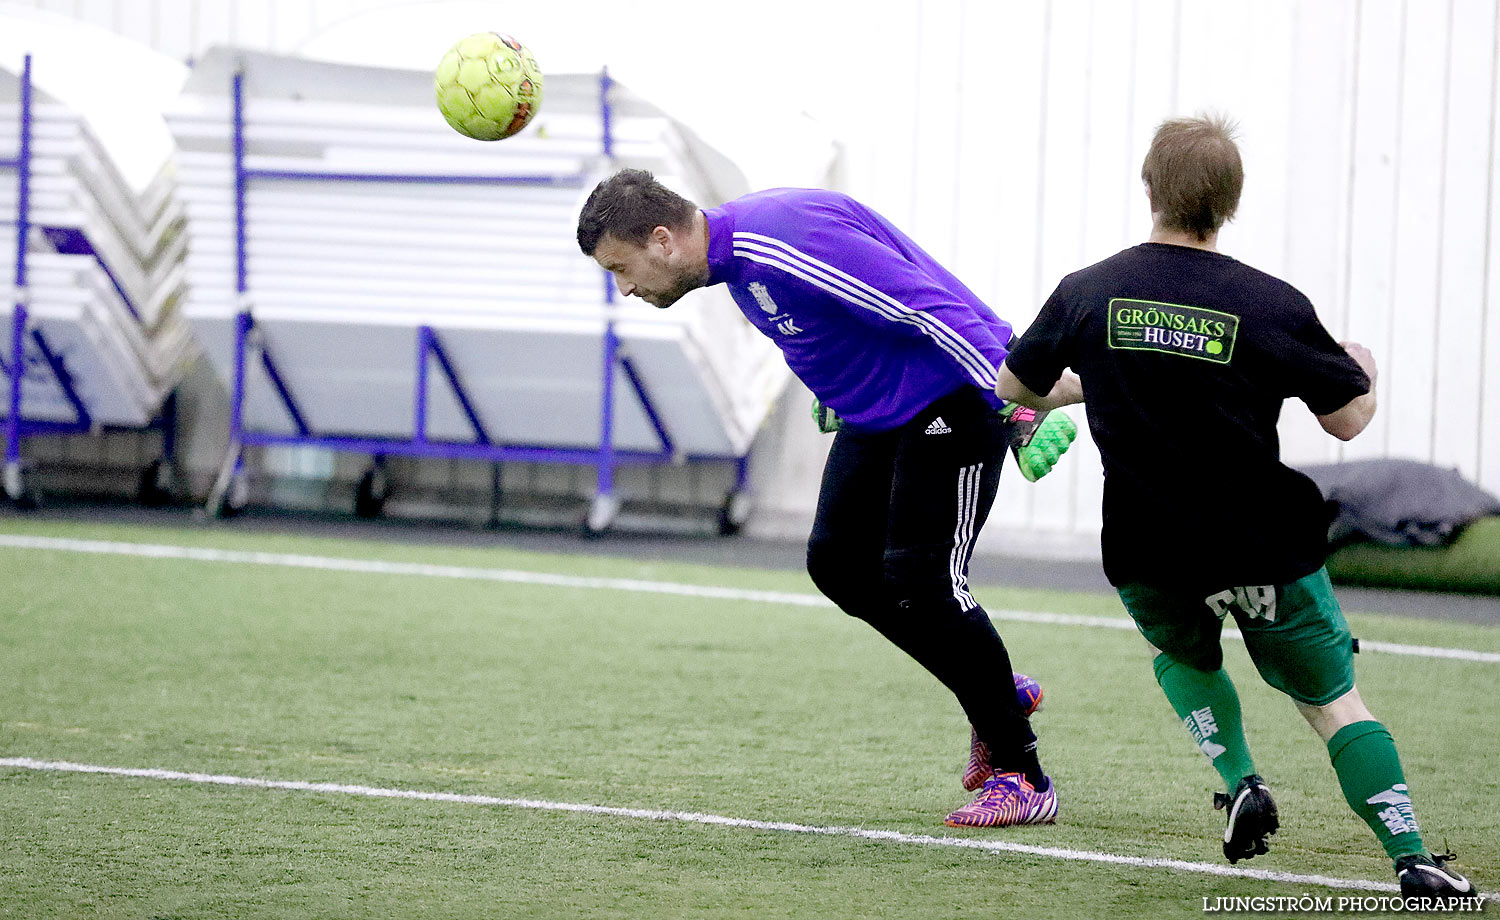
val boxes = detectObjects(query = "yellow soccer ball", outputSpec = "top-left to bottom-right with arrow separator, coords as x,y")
434,32 -> 544,141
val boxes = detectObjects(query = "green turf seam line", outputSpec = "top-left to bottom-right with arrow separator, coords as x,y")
10,755 -> 1490,902
1,534 -> 1496,664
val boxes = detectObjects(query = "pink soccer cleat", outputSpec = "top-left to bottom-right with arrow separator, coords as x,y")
946,772 -> 1059,828
963,673 -> 1045,791
1013,673 -> 1044,715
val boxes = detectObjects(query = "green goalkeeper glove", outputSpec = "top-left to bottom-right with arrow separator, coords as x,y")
1000,404 -> 1077,482
811,398 -> 842,433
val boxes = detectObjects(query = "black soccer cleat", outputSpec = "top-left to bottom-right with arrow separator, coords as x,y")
1213,774 -> 1279,864
1396,851 -> 1476,899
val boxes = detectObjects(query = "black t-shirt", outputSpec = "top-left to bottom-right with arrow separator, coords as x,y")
1005,243 -> 1371,590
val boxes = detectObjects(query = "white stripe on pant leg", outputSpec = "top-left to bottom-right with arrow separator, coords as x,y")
948,465 -> 970,609
957,464 -> 981,610
950,463 -> 982,611
960,463 -> 982,609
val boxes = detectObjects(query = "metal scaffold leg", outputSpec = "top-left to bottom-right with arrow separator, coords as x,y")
207,444 -> 247,518
584,491 -> 622,536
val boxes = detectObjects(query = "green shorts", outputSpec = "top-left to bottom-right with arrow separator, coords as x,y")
1116,567 -> 1355,706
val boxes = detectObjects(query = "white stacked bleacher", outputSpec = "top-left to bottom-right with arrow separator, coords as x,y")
167,48 -> 789,527
0,64 -> 192,463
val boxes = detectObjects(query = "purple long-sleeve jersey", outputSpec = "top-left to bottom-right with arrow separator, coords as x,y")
703,188 -> 1012,432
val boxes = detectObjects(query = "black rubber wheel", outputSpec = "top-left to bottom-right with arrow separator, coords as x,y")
137,459 -> 173,508
716,490 -> 751,537
354,466 -> 389,519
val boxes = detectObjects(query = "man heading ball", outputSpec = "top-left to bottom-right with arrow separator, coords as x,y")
578,171 -> 1079,826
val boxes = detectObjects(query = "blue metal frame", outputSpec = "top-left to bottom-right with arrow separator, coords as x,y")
27,327 -> 91,430
1,54 -> 174,497
5,54 -> 33,472
224,65 -> 748,511
416,325 -> 489,445
40,227 -> 143,323
3,57 -> 93,449
246,168 -> 587,186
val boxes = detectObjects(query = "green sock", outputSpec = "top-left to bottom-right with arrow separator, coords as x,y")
1327,721 -> 1427,862
1152,654 -> 1256,793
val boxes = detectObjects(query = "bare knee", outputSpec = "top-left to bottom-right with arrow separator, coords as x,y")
1295,686 -> 1376,743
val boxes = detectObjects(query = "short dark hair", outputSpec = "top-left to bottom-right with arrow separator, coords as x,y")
1141,113 -> 1243,241
576,169 -> 699,255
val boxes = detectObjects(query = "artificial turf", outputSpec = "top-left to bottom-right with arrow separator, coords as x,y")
1,518 -> 1494,918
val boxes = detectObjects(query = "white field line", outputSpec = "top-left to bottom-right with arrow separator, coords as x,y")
0,756 -> 1420,897
1,534 -> 1497,664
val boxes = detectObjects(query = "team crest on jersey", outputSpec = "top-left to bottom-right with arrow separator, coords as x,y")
748,282 -> 779,315
746,281 -> 802,335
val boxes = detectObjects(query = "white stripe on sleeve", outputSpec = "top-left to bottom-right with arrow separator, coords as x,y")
732,232 -> 1000,388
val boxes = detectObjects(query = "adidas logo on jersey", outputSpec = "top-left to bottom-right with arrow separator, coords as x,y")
925,416 -> 952,435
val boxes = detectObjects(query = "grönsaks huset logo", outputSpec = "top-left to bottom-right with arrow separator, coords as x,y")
1108,298 -> 1239,364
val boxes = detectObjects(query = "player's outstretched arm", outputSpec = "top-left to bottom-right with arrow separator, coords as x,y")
996,365 -> 1083,411
993,365 -> 1082,482
1316,342 -> 1378,441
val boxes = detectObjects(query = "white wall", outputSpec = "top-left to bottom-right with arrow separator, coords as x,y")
6,0 -> 1499,556
821,0 -> 1500,555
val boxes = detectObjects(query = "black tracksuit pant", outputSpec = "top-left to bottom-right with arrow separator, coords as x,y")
805,386 -> 1040,778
